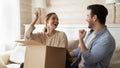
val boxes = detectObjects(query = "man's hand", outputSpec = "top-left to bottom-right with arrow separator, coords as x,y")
79,29 -> 87,53
79,29 -> 86,40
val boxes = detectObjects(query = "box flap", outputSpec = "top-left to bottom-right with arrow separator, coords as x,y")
16,39 -> 42,45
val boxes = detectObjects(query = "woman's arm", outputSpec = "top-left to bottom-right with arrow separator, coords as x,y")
30,11 -> 39,26
24,11 -> 39,40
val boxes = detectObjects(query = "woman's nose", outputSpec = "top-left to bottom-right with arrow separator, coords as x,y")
55,19 -> 58,22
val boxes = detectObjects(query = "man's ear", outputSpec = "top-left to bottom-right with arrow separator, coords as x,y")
92,15 -> 97,22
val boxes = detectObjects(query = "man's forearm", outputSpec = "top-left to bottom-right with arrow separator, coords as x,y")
79,39 -> 88,53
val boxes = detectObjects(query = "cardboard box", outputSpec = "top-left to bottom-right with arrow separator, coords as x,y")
24,45 -> 66,68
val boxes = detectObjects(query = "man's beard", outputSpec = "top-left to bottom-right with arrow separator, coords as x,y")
88,22 -> 93,29
88,25 -> 91,29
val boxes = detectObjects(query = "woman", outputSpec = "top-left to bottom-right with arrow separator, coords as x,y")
25,11 -> 68,48
20,11 -> 68,68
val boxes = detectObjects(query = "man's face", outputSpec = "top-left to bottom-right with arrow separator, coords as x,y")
86,10 -> 94,28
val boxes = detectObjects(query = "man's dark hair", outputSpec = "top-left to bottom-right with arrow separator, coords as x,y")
87,4 -> 108,25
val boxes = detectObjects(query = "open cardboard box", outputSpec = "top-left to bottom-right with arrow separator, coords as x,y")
16,39 -> 66,68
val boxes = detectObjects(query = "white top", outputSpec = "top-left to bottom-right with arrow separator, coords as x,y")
24,25 -> 68,48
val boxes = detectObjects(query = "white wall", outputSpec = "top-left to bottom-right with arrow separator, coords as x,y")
46,0 -> 120,24
0,0 -> 20,52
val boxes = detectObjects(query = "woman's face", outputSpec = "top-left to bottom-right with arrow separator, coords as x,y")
46,14 -> 59,30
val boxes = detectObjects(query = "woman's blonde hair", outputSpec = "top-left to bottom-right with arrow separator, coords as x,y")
43,12 -> 56,32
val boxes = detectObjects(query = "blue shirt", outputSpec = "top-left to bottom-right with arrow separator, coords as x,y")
71,27 -> 116,68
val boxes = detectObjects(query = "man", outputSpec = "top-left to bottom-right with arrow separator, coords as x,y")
70,4 -> 116,68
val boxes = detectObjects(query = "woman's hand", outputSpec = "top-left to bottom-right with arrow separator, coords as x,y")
34,11 -> 39,21
31,10 -> 39,26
